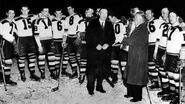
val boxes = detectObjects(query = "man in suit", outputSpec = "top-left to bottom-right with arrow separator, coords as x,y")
85,8 -> 115,95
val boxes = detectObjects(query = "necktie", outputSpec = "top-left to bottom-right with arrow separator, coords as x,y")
101,22 -> 104,29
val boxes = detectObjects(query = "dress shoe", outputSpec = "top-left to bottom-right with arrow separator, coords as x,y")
88,90 -> 94,95
124,94 -> 132,98
96,88 -> 106,93
130,98 -> 142,102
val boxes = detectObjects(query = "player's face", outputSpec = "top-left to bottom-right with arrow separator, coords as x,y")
42,8 -> 49,17
67,6 -> 74,15
161,8 -> 169,20
7,10 -> 15,19
99,9 -> 108,21
145,10 -> 153,21
85,11 -> 93,18
134,13 -> 143,27
55,11 -> 62,19
169,12 -> 178,25
21,7 -> 29,15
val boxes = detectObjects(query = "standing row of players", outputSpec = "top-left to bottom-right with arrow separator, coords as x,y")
0,5 -> 185,104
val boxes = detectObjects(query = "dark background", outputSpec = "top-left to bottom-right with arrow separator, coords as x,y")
0,0 -> 184,20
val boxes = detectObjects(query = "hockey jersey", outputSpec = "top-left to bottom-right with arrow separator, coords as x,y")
52,18 -> 67,40
0,19 -> 17,42
33,17 -> 53,40
14,14 -> 38,37
65,14 -> 82,36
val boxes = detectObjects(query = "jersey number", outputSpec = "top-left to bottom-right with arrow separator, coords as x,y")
42,19 -> 52,29
162,24 -> 169,37
9,23 -> 14,34
168,27 -> 176,40
115,24 -> 120,34
57,21 -> 62,31
22,18 -> 32,30
148,21 -> 155,33
69,16 -> 74,25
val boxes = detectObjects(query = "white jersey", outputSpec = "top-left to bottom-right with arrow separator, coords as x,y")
157,22 -> 171,49
14,14 -> 37,37
113,20 -> 126,44
166,25 -> 185,55
77,19 -> 88,33
0,19 -> 17,42
65,14 -> 82,36
52,18 -> 67,40
33,17 -> 53,40
147,18 -> 161,45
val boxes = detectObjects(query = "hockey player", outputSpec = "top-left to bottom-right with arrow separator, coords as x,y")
145,9 -> 161,90
108,10 -> 127,84
51,9 -> 70,78
65,5 -> 83,79
14,6 -> 40,82
33,8 -> 56,80
154,7 -> 171,98
0,9 -> 17,85
77,8 -> 95,83
161,12 -> 184,104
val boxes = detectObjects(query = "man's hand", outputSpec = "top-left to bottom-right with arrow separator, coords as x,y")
102,44 -> 109,50
96,44 -> 102,50
62,41 -> 67,48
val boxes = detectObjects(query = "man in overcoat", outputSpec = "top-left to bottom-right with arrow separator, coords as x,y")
122,11 -> 149,102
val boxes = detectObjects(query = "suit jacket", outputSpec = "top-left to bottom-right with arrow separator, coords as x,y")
85,18 -> 115,75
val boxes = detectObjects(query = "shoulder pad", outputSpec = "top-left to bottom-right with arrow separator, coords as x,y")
36,18 -> 42,24
14,17 -> 23,21
52,18 -> 57,22
1,19 -> 9,24
175,26 -> 183,31
78,19 -> 86,24
117,21 -> 124,25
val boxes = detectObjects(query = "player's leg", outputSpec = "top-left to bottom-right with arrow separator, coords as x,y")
148,45 -> 159,90
120,49 -> 128,82
67,37 -> 78,79
161,54 -> 173,101
37,40 -> 46,79
17,37 -> 27,82
79,44 -> 87,83
157,49 -> 168,97
61,48 -> 70,76
110,46 -> 119,84
2,40 -> 17,85
46,40 -> 56,80
26,36 -> 40,81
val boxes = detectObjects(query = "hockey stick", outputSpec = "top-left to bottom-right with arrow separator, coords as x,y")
146,85 -> 152,104
51,47 -> 65,92
179,61 -> 182,104
0,46 -> 7,91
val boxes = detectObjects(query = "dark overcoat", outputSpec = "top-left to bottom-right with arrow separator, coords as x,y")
122,23 -> 149,86
85,19 -> 115,77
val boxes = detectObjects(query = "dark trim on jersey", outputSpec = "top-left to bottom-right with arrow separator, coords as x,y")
158,45 -> 166,50
149,42 -> 156,45
181,44 -> 185,47
117,20 -> 124,25
54,38 -> 63,42
1,19 -> 9,24
166,52 -> 179,57
52,18 -> 58,22
159,22 -> 166,29
174,25 -> 182,31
